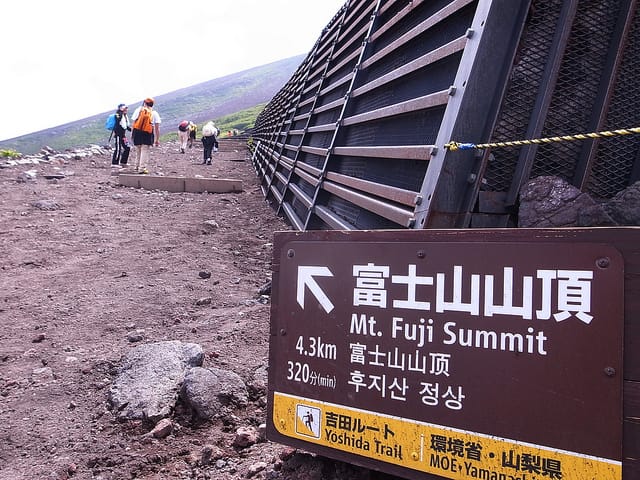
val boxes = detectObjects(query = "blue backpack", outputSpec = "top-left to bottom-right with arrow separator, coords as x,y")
105,113 -> 117,131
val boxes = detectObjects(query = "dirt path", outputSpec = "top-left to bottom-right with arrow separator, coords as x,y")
0,139 -> 288,479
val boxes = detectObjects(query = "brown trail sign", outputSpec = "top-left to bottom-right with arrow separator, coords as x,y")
267,228 -> 640,480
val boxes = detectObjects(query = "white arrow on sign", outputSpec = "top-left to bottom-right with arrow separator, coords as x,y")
297,266 -> 335,313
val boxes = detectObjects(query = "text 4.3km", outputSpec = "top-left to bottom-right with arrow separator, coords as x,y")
296,336 -> 337,359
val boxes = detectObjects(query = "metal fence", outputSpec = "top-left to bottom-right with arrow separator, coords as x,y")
250,0 -> 639,230
250,1 -> 640,476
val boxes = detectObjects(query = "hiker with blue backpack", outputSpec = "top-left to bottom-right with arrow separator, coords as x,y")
106,103 -> 131,168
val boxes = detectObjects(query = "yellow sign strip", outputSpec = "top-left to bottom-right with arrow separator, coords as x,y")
272,392 -> 621,480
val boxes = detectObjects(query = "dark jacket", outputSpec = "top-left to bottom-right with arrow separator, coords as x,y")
202,134 -> 219,148
113,112 -> 131,137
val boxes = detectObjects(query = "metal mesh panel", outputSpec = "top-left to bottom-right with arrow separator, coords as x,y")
306,131 -> 334,149
285,133 -> 303,147
288,195 -> 310,221
378,0 -> 455,39
350,55 -> 461,115
319,83 -> 351,105
270,177 -> 285,197
362,3 -> 475,82
309,109 -> 341,128
295,103 -> 313,117
533,0 -> 621,180
330,156 -> 427,192
300,88 -> 317,104
306,215 -> 334,230
282,145 -> 298,159
484,0 -> 563,192
340,109 -> 444,147
588,7 -> 640,197
320,192 -> 399,230
289,174 -> 315,198
291,118 -> 307,131
297,152 -> 325,169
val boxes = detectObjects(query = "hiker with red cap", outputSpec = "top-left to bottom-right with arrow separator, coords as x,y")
130,97 -> 162,174
177,120 -> 189,153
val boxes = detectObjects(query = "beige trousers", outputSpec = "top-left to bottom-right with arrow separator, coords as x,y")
134,144 -> 150,171
178,130 -> 189,151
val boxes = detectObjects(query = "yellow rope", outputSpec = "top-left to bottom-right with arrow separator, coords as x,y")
445,126 -> 640,151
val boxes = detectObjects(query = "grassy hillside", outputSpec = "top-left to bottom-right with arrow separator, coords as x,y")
0,56 -> 302,155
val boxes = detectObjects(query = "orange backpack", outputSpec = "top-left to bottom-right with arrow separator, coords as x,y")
133,106 -> 153,133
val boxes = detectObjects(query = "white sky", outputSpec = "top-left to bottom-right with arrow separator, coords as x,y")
0,0 -> 346,141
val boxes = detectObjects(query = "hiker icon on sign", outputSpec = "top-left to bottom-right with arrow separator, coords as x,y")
296,404 -> 321,438
303,411 -> 313,430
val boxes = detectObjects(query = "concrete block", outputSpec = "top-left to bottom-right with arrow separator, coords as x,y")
184,177 -> 243,193
119,174 -> 242,194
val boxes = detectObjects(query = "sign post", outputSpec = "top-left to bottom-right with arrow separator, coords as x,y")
267,229 -> 624,480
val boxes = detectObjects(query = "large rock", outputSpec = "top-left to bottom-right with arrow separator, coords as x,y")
180,366 -> 248,420
604,180 -> 640,225
246,364 -> 268,401
518,176 -> 615,227
108,341 -> 204,422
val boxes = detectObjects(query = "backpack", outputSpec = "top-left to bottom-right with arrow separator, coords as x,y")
202,122 -> 217,137
178,120 -> 189,132
133,106 -> 153,134
105,113 -> 117,131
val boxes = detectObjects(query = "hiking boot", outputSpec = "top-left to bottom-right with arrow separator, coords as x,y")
206,160 -> 212,165
180,148 -> 185,154
138,168 -> 149,175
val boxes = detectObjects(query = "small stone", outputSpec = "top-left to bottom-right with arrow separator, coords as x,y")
247,461 -> 268,477
195,297 -> 212,306
33,199 -> 62,211
279,447 -> 296,461
150,418 -> 173,439
200,445 -> 213,465
258,423 -> 267,441
126,331 -> 144,343
258,282 -> 271,295
203,220 -> 219,230
233,425 -> 259,448
32,366 -> 55,382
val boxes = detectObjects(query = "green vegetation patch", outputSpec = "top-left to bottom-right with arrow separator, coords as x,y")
0,148 -> 21,158
214,103 -> 266,135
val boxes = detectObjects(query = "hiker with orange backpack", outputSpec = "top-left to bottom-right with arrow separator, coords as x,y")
130,97 -> 161,174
